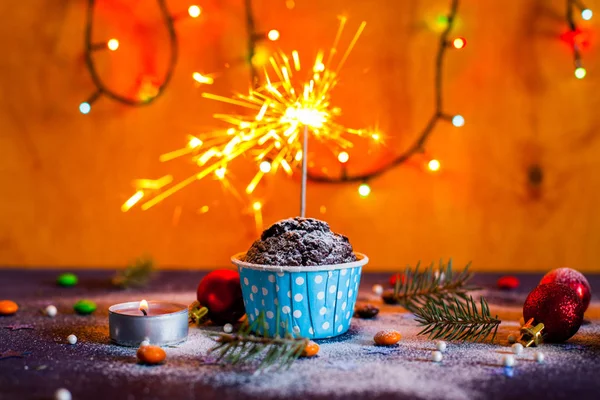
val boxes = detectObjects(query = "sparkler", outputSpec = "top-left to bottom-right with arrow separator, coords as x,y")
124,17 -> 374,215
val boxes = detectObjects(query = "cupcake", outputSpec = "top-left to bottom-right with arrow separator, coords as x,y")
231,217 -> 368,339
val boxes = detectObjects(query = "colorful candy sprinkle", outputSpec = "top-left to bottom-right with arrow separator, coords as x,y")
354,303 -> 380,319
0,300 -> 18,316
511,343 -> 523,355
374,330 -> 402,346
45,305 -> 57,318
435,340 -> 447,352
372,284 -> 384,295
301,341 -> 320,357
534,351 -> 545,363
497,275 -> 519,290
137,345 -> 166,365
389,274 -> 406,287
503,354 -> 515,367
73,300 -> 97,315
57,273 -> 78,287
54,388 -> 72,400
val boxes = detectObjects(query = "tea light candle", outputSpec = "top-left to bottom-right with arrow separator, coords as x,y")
108,300 -> 188,347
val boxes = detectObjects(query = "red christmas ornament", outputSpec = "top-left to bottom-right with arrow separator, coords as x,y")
197,270 -> 245,325
523,283 -> 584,343
540,268 -> 592,311
497,275 -> 520,290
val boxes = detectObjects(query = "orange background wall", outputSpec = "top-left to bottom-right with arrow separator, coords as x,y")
2,0 -> 600,272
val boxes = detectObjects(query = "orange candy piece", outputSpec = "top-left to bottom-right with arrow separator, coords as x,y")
0,300 -> 18,315
374,330 -> 402,346
136,345 -> 166,365
301,341 -> 320,357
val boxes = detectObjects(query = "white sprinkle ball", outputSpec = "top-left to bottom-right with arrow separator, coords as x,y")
55,388 -> 72,400
372,284 -> 384,295
431,351 -> 443,363
67,334 -> 77,345
223,323 -> 233,333
507,334 -> 516,344
534,351 -> 545,363
503,354 -> 515,367
45,305 -> 57,318
511,343 -> 523,355
435,341 -> 447,352
140,339 -> 150,347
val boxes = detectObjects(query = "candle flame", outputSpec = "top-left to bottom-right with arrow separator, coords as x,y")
139,299 -> 149,315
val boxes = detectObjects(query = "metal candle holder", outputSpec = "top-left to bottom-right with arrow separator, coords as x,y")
108,301 -> 188,347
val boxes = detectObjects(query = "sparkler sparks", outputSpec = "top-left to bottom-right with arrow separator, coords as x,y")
124,18 -> 375,212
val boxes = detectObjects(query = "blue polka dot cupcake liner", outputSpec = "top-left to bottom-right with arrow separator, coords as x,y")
231,253 -> 368,340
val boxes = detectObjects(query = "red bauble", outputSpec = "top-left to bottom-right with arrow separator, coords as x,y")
497,275 -> 520,290
540,268 -> 592,311
523,283 -> 584,343
197,270 -> 245,325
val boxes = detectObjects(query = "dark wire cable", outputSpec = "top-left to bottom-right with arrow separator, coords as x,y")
83,0 -> 179,106
306,0 -> 460,184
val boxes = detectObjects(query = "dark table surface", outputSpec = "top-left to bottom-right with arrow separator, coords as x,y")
1,269 -> 600,400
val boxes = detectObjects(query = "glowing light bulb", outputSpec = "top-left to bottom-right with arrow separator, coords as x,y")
267,30 -> 280,41
358,183 -> 371,197
452,114 -> 465,127
575,67 -> 587,79
79,102 -> 91,114
452,37 -> 466,49
253,201 -> 262,211
107,38 -> 119,51
188,137 -> 203,148
371,133 -> 381,142
192,72 -> 214,85
428,159 -> 441,172
215,167 -> 226,179
259,160 -> 272,173
338,151 -> 349,163
582,9 -> 593,21
188,5 -> 201,18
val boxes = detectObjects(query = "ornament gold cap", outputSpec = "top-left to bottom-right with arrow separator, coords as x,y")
518,318 -> 544,347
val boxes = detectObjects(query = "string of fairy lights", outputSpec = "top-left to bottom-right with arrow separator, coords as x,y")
80,0 -> 187,113
80,1 -> 281,114
119,0 -> 465,226
307,0 -> 465,199
122,17 -> 375,214
567,0 -> 593,79
107,0 -> 594,228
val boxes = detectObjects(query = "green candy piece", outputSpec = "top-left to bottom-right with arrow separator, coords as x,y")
74,299 -> 97,315
57,273 -> 78,287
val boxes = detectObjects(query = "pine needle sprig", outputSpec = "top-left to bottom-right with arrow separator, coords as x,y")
414,296 -> 500,343
383,259 -> 478,313
208,311 -> 308,371
112,256 -> 154,288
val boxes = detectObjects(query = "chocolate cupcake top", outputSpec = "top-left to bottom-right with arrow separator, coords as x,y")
244,217 -> 357,266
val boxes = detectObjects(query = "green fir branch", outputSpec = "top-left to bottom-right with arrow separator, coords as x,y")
208,311 -> 308,371
414,296 -> 500,343
112,256 -> 154,288
382,259 -> 477,313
